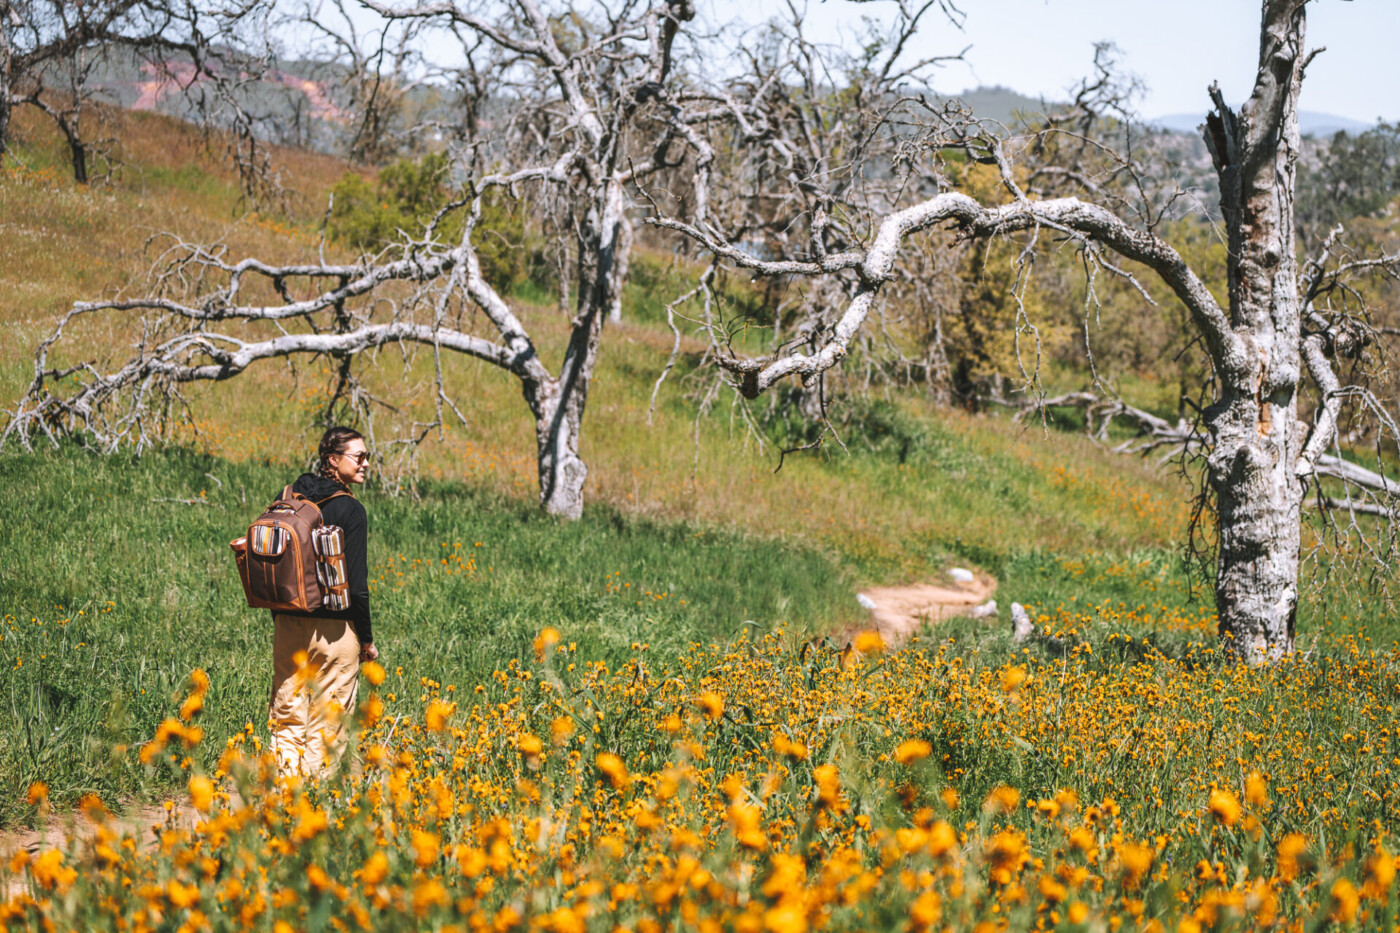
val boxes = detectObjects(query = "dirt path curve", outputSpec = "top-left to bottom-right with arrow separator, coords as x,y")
0,804 -> 176,898
0,793 -> 223,899
855,570 -> 998,646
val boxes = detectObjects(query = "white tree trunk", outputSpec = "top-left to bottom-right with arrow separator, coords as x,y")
532,378 -> 589,519
1203,0 -> 1307,662
528,179 -> 624,518
0,93 -> 10,166
607,215 -> 633,323
1208,408 -> 1304,662
0,27 -> 12,166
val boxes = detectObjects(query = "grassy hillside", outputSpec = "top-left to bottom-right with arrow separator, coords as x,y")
1,103 -> 1394,832
0,103 -> 1201,577
8,95 -> 1400,933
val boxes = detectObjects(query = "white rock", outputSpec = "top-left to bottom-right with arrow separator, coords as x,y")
856,593 -> 877,610
1011,602 -> 1034,642
967,600 -> 998,619
949,567 -> 975,583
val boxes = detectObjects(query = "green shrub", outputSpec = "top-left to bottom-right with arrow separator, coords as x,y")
327,153 -> 546,295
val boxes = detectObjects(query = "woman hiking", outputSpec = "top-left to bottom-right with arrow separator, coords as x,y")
269,426 -> 379,778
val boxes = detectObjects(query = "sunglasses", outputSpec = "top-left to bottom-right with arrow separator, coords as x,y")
337,450 -> 372,465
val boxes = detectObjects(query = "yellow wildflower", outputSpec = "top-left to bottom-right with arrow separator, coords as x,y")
424,699 -> 456,732
359,851 -> 389,886
166,879 -> 200,908
1208,788 -> 1241,826
853,630 -> 885,654
728,799 -> 766,850
1244,771 -> 1268,808
1330,878 -> 1360,924
412,829 -> 440,868
362,660 -> 386,686
30,850 -> 76,891
762,903 -> 806,933
1364,848 -> 1396,899
533,627 -> 561,661
188,775 -> 214,813
178,692 -> 204,722
909,890 -> 941,930
814,764 -> 843,810
894,739 -> 932,765
927,821 -> 957,858
985,830 -> 1028,884
1277,833 -> 1309,882
413,877 -> 450,916
984,785 -> 1019,814
551,716 -> 575,744
596,752 -> 631,790
696,691 -> 724,720
306,864 -> 332,891
1118,843 -> 1154,890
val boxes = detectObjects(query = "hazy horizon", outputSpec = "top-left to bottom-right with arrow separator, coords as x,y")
706,0 -> 1397,126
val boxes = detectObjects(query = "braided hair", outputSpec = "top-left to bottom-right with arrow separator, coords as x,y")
318,426 -> 365,487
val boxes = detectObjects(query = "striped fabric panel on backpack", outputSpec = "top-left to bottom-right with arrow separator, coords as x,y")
320,586 -> 351,611
311,525 -> 344,557
249,522 -> 289,557
312,525 -> 350,609
316,558 -> 347,589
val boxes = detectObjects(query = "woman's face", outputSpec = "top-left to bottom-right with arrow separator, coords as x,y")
330,438 -> 370,486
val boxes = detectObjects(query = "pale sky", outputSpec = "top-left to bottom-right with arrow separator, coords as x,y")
705,0 -> 1398,125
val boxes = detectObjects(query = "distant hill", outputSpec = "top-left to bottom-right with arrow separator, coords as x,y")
935,85 -> 1059,126
1150,110 -> 1376,138
937,85 -> 1379,141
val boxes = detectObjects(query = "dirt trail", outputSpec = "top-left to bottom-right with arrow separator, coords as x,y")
856,570 -> 998,645
0,802 -> 201,898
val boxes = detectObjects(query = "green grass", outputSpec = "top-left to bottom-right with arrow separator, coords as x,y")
0,445 -> 866,823
3,410 -> 1394,826
4,98 -> 1399,834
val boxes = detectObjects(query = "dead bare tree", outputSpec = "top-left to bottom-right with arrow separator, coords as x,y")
3,0 -> 710,520
16,30 -> 113,182
652,1 -> 969,418
0,0 -> 154,178
0,0 -> 280,193
659,0 -> 1400,662
291,0 -> 428,164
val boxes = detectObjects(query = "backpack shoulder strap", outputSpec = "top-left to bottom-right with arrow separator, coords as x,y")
316,491 -> 353,507
280,484 -> 297,501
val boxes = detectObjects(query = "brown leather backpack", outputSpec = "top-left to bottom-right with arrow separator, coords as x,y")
230,486 -> 349,612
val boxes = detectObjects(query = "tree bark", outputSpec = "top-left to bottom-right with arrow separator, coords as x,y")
0,38 -> 11,167
527,179 -> 623,518
0,94 -> 10,167
530,376 -> 590,519
58,114 -> 86,183
0,0 -> 10,163
1202,0 -> 1307,662
607,215 -> 633,323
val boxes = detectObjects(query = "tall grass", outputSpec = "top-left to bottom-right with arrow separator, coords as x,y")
0,446 -> 873,823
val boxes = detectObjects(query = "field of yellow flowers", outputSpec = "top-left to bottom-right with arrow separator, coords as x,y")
6,615 -> 1399,932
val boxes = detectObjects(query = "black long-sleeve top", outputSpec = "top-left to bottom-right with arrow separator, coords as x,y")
273,473 -> 374,646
